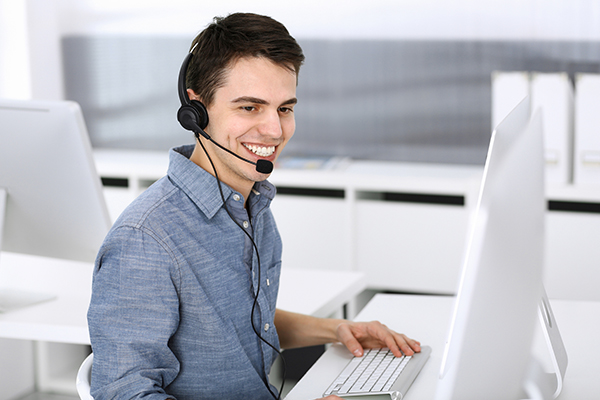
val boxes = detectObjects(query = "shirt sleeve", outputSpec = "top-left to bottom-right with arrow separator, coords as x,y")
88,224 -> 181,400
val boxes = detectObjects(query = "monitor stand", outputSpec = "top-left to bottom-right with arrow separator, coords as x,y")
524,287 -> 569,400
0,188 -> 56,313
539,287 -> 568,398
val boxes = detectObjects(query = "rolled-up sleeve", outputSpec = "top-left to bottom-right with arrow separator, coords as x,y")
88,224 -> 181,400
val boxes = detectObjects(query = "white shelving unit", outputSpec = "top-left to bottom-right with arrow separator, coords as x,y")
94,150 -> 484,294
93,149 -> 600,300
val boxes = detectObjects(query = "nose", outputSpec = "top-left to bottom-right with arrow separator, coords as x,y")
258,110 -> 284,139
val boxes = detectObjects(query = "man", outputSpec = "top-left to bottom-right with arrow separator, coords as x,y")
88,12 -> 421,400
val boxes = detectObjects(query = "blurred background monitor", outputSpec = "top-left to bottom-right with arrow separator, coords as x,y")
0,99 -> 111,312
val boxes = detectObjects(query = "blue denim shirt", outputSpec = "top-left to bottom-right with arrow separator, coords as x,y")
88,145 -> 282,400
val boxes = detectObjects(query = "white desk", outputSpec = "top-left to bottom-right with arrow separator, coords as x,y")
0,253 -> 93,344
0,252 -> 366,396
278,268 -> 366,318
286,294 -> 600,400
0,252 -> 366,344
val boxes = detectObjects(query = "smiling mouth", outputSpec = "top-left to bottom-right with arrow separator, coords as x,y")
243,144 -> 276,157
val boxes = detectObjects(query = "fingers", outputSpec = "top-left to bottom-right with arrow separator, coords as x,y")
336,323 -> 365,357
338,320 -> 422,358
358,320 -> 420,357
384,332 -> 421,357
404,335 -> 422,354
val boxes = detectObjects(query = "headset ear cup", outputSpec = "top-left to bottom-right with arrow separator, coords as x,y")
190,100 -> 209,130
177,100 -> 210,138
177,104 -> 202,134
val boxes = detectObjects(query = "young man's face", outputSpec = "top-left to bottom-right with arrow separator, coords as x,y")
190,56 -> 297,195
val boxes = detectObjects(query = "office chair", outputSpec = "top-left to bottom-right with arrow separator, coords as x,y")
76,353 -> 94,400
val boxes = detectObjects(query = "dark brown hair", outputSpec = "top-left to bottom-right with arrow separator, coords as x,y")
186,13 -> 305,107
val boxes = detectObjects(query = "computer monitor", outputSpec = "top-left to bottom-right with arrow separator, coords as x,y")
0,98 -> 111,312
435,97 -> 562,400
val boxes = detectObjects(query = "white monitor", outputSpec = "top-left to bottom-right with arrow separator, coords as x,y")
0,99 -> 111,312
435,97 -> 562,400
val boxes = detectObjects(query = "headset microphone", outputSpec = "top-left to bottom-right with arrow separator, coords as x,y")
176,51 -> 274,174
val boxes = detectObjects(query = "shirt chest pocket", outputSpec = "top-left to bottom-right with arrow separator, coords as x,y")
262,260 -> 281,310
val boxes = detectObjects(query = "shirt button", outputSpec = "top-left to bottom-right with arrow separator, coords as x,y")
243,221 -> 249,228
264,323 -> 270,332
266,279 -> 270,286
233,194 -> 241,202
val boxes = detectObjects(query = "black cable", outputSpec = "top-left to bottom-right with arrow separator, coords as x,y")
196,135 -> 286,400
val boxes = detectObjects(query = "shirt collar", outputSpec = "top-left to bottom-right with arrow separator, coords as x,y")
167,145 -> 276,219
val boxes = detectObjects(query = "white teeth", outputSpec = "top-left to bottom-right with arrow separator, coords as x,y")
244,144 -> 275,157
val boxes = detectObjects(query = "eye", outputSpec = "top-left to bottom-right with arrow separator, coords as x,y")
278,106 -> 294,114
241,106 -> 256,112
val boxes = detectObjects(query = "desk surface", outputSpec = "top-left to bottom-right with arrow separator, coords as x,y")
0,252 -> 365,344
286,293 -> 600,400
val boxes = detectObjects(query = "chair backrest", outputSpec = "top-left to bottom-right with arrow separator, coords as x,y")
76,353 -> 94,400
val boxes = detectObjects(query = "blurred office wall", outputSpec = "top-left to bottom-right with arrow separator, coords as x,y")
63,36 -> 600,164
3,0 -> 600,164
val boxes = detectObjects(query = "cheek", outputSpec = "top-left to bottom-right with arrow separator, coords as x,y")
282,118 -> 296,141
219,119 -> 252,145
277,121 -> 295,155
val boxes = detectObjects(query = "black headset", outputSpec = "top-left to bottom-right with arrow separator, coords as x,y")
177,49 -> 210,137
176,48 -> 274,174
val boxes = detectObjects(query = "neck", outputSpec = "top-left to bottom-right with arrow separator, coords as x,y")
190,142 -> 253,206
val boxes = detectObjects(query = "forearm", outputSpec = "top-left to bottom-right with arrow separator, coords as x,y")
274,309 -> 346,350
275,309 -> 423,358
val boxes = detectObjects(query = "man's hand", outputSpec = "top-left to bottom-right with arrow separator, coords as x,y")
335,320 -> 421,358
274,309 -> 421,359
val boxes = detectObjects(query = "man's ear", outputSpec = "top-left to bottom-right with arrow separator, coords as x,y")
187,89 -> 201,102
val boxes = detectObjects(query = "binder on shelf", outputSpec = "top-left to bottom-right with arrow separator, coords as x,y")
531,72 -> 574,185
491,71 -> 530,130
574,74 -> 600,186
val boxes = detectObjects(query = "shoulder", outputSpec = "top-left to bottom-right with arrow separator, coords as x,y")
99,178 -> 189,259
112,175 -> 206,237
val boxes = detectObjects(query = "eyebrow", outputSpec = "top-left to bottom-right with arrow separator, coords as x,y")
231,96 -> 298,106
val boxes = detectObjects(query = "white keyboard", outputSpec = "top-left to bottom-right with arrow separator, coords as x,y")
323,346 -> 432,398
